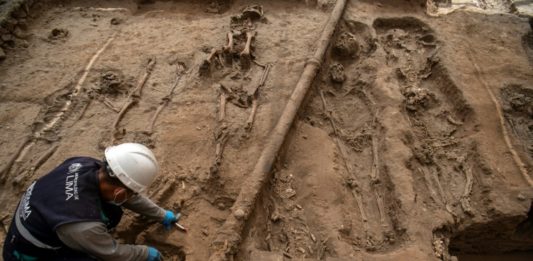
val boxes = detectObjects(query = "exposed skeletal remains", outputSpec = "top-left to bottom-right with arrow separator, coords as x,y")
200,5 -> 264,75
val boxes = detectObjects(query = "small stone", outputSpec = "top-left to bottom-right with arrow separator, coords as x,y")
234,209 -> 245,219
302,135 -> 307,139
201,229 -> 209,236
517,193 -> 527,201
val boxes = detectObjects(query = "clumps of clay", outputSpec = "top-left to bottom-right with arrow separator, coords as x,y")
329,63 -> 345,83
403,86 -> 437,112
48,28 -> 69,40
95,71 -> 128,96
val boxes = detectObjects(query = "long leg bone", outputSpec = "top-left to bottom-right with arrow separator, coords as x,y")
245,99 -> 258,131
419,167 -> 442,205
0,137 -> 32,183
246,63 -> 272,131
219,92 -> 227,122
78,100 -> 91,121
15,144 -> 59,185
460,166 -> 474,216
370,126 -> 388,229
239,31 -> 255,70
146,64 -> 185,135
200,48 -> 221,76
432,165 -> 455,216
210,128 -> 230,178
113,58 -> 156,140
319,89 -> 368,227
223,32 -> 234,53
223,32 -> 234,65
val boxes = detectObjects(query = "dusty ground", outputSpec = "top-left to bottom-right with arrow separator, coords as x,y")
1,0 -> 533,260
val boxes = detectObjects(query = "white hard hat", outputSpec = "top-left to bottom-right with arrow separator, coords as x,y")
104,143 -> 159,193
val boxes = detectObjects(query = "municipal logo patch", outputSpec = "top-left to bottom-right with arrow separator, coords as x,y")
68,163 -> 82,173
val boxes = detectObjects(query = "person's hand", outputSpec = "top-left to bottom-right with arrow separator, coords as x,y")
162,210 -> 180,230
147,246 -> 161,261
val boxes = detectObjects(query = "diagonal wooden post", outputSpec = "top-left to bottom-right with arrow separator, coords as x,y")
208,1 -> 348,260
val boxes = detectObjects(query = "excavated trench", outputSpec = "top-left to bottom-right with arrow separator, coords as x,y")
1,0 -> 533,260
449,204 -> 533,260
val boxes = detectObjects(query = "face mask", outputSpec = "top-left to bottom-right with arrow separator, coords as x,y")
108,189 -> 128,206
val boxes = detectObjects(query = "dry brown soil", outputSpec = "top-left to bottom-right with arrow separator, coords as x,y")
1,0 -> 533,260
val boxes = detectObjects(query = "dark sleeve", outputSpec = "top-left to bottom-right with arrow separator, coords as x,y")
56,221 -> 148,261
122,194 -> 166,221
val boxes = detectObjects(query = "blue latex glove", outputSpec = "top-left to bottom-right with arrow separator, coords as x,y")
147,246 -> 161,261
162,210 -> 180,230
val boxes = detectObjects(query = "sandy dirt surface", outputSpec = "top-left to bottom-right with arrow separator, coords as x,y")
1,0 -> 533,260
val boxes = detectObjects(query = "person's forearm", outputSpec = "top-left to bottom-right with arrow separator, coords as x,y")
57,222 -> 148,261
123,194 -> 166,220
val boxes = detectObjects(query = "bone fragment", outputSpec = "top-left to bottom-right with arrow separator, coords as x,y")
239,31 -> 255,70
102,98 -> 120,112
223,32 -> 234,53
78,100 -> 91,121
147,64 -> 185,135
215,131 -> 230,164
446,115 -> 463,126
223,32 -> 234,64
460,166 -> 474,216
219,92 -> 227,122
246,63 -> 272,131
245,98 -> 258,131
419,167 -> 441,205
431,166 -> 455,216
29,145 -> 59,176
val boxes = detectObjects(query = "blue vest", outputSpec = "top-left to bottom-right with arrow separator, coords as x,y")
16,157 -> 123,249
